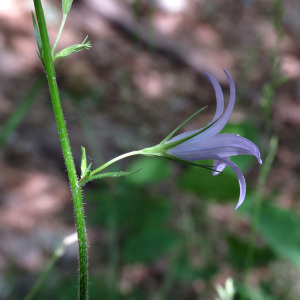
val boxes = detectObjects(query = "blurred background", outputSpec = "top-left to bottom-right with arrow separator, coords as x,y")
1,0 -> 300,299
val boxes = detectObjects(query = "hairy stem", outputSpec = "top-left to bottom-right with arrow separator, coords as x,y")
33,0 -> 88,298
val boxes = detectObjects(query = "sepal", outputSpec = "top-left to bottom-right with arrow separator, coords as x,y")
160,106 -> 207,144
164,154 -> 220,172
141,118 -> 217,156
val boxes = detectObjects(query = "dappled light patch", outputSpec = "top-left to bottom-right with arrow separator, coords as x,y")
0,170 -> 69,231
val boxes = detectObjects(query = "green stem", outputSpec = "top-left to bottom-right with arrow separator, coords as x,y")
51,13 -> 67,57
33,1 -> 88,298
90,150 -> 142,176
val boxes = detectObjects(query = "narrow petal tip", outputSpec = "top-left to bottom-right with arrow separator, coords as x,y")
235,202 -> 242,210
212,159 -> 228,176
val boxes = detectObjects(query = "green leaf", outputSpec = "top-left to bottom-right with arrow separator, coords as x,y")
85,163 -> 92,174
164,154 -> 218,172
62,0 -> 73,15
227,235 -> 273,270
160,106 -> 207,144
122,228 -> 181,263
235,283 -> 273,300
53,37 -> 91,60
87,189 -> 172,232
256,203 -> 300,266
0,76 -> 44,148
79,169 -> 141,186
178,163 -> 242,202
80,146 -> 87,177
31,12 -> 43,64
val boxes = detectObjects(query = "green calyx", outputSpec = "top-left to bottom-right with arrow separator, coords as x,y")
141,113 -> 217,157
139,107 -> 220,172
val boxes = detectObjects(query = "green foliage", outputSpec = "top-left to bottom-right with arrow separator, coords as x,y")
271,0 -> 285,39
31,12 -> 44,65
178,163 -> 240,203
223,122 -> 259,171
123,228 -> 181,263
88,185 -> 172,232
236,282 -> 276,300
171,254 -> 217,281
257,203 -> 300,266
89,274 -> 147,300
31,274 -> 77,300
0,77 -> 44,148
53,37 -> 91,60
126,157 -> 170,185
261,59 -> 287,133
227,235 -> 274,270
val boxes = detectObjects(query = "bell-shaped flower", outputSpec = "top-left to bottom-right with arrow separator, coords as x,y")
142,70 -> 262,209
85,70 -> 261,209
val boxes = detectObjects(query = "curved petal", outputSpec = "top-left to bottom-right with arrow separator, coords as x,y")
205,72 -> 224,123
167,72 -> 225,143
213,157 -> 229,175
216,157 -> 246,209
167,152 -> 247,209
169,133 -> 262,164
184,70 -> 236,143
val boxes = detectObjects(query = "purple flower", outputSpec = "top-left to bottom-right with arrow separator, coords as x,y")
166,70 -> 262,209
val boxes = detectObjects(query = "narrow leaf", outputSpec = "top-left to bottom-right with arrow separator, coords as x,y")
164,154 -> 220,173
53,37 -> 91,60
86,163 -> 92,174
79,169 -> 142,186
80,146 -> 87,177
160,106 -> 207,144
141,118 -> 219,156
31,12 -> 43,62
163,118 -> 218,150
